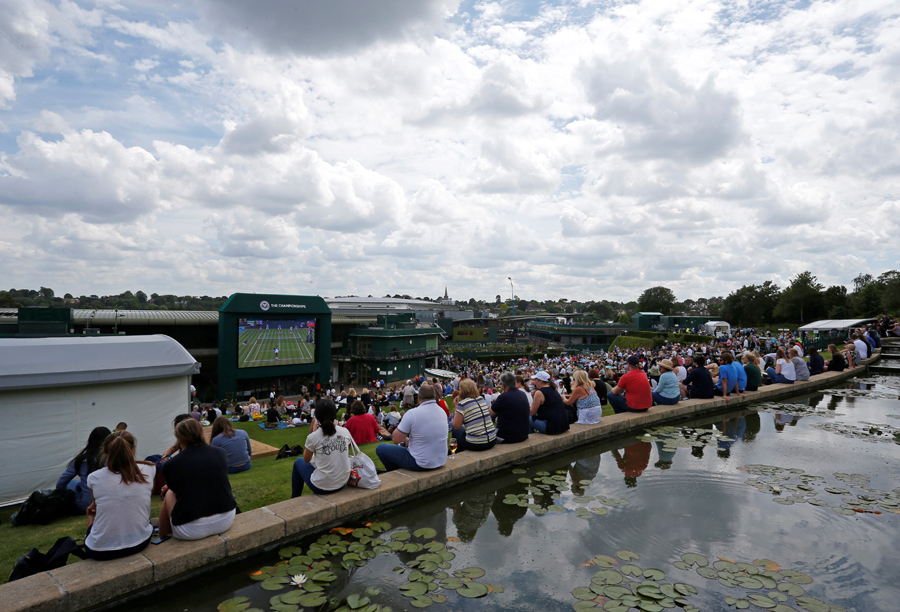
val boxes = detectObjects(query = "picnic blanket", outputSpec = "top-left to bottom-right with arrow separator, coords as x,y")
257,422 -> 291,431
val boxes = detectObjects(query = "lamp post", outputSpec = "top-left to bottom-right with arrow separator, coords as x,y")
508,277 -> 514,316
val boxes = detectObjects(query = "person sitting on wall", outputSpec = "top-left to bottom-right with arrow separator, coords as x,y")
650,360 -> 680,406
608,356 -> 653,413
823,344 -> 845,372
680,355 -> 715,399
789,347 -> 810,381
766,347 -> 797,384
291,400 -> 352,497
376,384 -> 448,472
83,431 -> 155,560
451,379 -> 497,452
742,353 -> 762,391
851,333 -> 870,361
489,372 -> 531,444
528,371 -> 570,434
806,346 -> 825,376
713,352 -> 745,402
158,419 -> 236,541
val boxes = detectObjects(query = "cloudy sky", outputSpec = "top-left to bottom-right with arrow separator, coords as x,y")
1,0 -> 898,302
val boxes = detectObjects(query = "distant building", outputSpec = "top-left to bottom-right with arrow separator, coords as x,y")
439,287 -> 455,307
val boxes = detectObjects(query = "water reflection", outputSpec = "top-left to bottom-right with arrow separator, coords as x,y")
491,483 -> 527,537
654,440 -> 675,470
774,413 -> 802,432
611,442 -> 651,487
451,492 -> 495,542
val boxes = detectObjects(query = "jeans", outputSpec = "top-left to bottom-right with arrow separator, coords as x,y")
651,392 -> 679,406
291,458 -> 342,497
67,479 -> 93,514
608,393 -> 648,414
766,368 -> 794,384
530,416 -> 547,434
228,462 -> 252,475
375,443 -> 429,472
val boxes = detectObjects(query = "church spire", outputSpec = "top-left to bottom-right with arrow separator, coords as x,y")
444,286 -> 448,299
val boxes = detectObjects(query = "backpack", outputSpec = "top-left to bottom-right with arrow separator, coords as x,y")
10,489 -> 77,527
8,536 -> 86,582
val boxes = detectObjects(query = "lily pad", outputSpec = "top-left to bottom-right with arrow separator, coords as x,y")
218,597 -> 250,612
643,568 -> 666,580
512,468 -> 527,474
620,563 -> 643,577
794,597 -> 831,612
592,555 -> 618,567
413,527 -> 437,539
456,582 -> 489,598
278,546 -> 303,558
616,550 -> 640,561
297,593 -> 327,607
681,553 -> 709,567
574,601 -> 599,611
399,582 -> 428,597
391,532 -> 411,541
454,567 -> 486,579
746,594 -> 777,609
261,578 -> 289,590
777,582 -> 805,596
573,587 -> 596,600
593,569 -> 624,585
754,559 -> 781,571
346,594 -> 370,610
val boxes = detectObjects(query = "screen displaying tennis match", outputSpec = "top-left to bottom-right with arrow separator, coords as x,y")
237,317 -> 316,368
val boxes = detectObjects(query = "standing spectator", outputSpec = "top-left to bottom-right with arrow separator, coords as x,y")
490,372 -> 531,444
608,356 -> 652,413
377,384 -> 448,472
401,381 -> 416,409
159,419 -> 236,540
292,400 -> 352,496
210,417 -> 253,474
83,431 -> 154,560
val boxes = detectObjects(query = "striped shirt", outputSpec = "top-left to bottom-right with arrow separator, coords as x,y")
456,397 -> 497,445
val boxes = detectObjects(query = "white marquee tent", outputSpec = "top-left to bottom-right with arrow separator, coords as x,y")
0,335 -> 199,506
797,318 -> 877,333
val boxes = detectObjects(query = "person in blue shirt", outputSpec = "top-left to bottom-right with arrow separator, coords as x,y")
56,426 -> 111,513
713,352 -> 745,402
651,359 -> 680,405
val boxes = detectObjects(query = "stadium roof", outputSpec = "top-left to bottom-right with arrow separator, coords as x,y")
0,309 -> 380,326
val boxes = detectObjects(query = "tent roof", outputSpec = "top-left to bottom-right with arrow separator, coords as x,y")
0,335 -> 200,391
798,318 -> 878,332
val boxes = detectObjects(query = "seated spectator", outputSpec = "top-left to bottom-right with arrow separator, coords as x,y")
842,343 -> 859,368
563,369 -> 605,423
529,372 -> 571,433
489,372 -> 531,444
588,369 -> 608,404
114,422 -> 127,432
806,346 -> 825,376
190,405 -> 202,421
742,354 -> 761,391
608,356 -> 653,414
766,347 -> 796,384
824,344 -> 845,372
210,417 -> 253,474
789,348 -> 810,381
159,419 -> 236,540
866,326 -> 882,349
265,402 -> 280,423
851,333 -> 870,360
376,384 -> 448,472
83,431 -> 154,560
680,355 -> 715,399
57,426 -> 111,514
650,360 -> 680,406
714,352 -> 745,401
345,400 -> 381,445
247,397 -> 261,417
451,379 -> 497,451
292,400 -> 352,496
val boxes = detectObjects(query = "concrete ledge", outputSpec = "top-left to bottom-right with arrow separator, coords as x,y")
49,554 -> 153,611
219,509 -> 285,556
141,533 -> 227,582
4,354 -> 879,612
2,571 -> 67,612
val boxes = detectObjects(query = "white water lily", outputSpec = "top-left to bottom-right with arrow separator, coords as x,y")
290,574 -> 308,587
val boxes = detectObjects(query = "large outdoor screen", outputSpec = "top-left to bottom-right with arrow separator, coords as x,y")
238,317 -> 316,368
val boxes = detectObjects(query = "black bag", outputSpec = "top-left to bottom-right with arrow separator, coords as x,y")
8,536 -> 86,582
10,489 -> 77,527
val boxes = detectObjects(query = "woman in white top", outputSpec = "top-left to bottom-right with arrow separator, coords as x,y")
84,431 -> 155,560
291,399 -> 352,497
765,347 -> 796,384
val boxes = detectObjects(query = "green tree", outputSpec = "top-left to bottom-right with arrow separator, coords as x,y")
136,291 -> 148,304
823,285 -> 851,318
39,286 -> 54,299
773,271 -> 825,323
852,273 -> 874,293
616,313 -> 632,325
637,286 -> 677,315
853,283 -> 882,317
721,282 -> 781,326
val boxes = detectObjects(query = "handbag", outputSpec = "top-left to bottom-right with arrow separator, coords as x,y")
8,536 -> 86,582
347,437 -> 381,489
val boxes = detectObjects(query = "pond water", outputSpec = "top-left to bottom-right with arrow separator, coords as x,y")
131,372 -> 900,612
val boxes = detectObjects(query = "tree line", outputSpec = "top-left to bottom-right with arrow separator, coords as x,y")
0,288 -> 229,311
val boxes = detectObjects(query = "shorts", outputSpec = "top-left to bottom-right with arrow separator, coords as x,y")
172,509 -> 236,541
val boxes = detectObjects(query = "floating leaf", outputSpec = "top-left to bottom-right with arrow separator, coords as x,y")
754,559 -> 781,571
431,593 -> 448,603
261,578 -> 289,590
399,582 -> 429,597
573,587 -> 596,600
218,597 -> 250,612
616,550 -> 640,561
620,564 -> 642,577
593,569 -> 623,585
673,561 -> 692,571
278,547 -> 303,558
454,567 -> 486,579
413,528 -> 437,539
280,592 -> 303,605
574,601 -> 599,611
592,555 -> 618,567
643,568 -> 666,580
456,582 -> 489,598
794,598 -> 831,612
549,504 -> 565,512
777,582 -> 805,596
391,532 -> 411,541
297,593 -> 327,607
512,468 -> 527,474
746,594 -> 777,609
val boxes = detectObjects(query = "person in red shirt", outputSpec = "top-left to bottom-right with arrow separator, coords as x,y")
608,356 -> 652,413
344,400 -> 381,444
611,441 -> 652,487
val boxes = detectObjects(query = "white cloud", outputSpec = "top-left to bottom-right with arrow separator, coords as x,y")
132,58 -> 159,71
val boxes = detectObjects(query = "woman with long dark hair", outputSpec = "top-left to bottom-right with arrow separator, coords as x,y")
56,426 -> 111,513
159,419 -> 236,540
210,416 -> 253,474
291,399 -> 352,497
83,431 -> 154,560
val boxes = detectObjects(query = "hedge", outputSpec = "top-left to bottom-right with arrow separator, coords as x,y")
610,336 -> 658,350
626,330 -> 709,344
